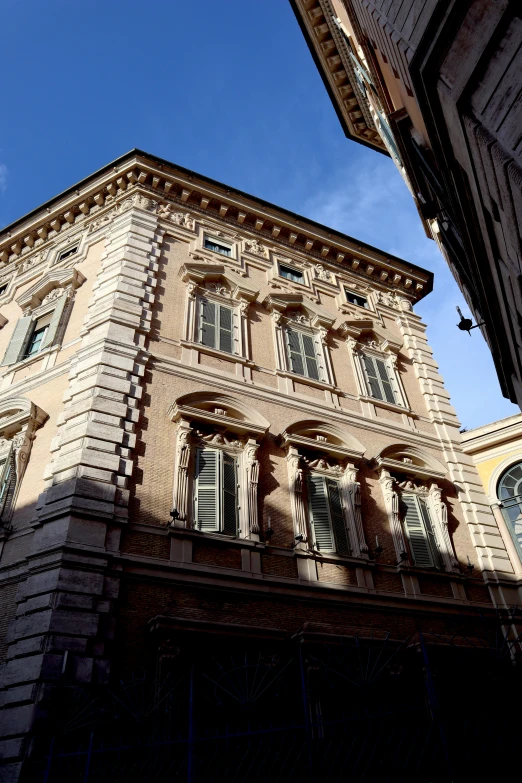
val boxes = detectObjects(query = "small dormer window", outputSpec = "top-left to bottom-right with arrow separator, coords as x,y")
58,245 -> 79,262
204,238 -> 232,257
279,264 -> 304,284
345,289 -> 368,308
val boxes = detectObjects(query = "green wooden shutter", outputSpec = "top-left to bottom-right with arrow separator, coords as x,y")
375,358 -> 395,404
301,333 -> 320,381
41,294 -> 69,351
0,447 -> 15,521
218,305 -> 233,354
418,497 -> 442,568
200,299 -> 217,348
363,355 -> 383,400
222,452 -> 238,535
401,494 -> 434,567
287,327 -> 305,376
308,474 -> 335,552
327,478 -> 350,556
1,316 -> 33,366
195,448 -> 219,531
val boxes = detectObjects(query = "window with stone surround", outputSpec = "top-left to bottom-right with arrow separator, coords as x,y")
0,398 -> 47,535
279,263 -> 304,284
344,289 -> 368,309
169,393 -> 269,541
376,447 -> 458,572
264,294 -> 336,387
1,267 -> 85,368
204,236 -> 233,257
341,323 -> 408,409
180,262 -> 259,362
280,421 -> 368,559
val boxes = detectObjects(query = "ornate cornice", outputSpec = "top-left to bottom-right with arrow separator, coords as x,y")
290,0 -> 385,153
0,151 -> 432,300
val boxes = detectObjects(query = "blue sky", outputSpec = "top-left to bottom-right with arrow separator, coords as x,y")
1,0 -> 517,428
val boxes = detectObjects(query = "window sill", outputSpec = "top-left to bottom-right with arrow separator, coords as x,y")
181,340 -> 251,365
2,344 -> 57,374
168,526 -> 265,550
277,369 -> 338,392
359,395 -> 415,416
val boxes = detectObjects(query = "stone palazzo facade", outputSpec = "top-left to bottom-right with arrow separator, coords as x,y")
0,150 -> 520,780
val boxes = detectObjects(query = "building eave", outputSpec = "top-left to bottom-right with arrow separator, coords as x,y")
0,148 -> 433,301
289,0 -> 388,155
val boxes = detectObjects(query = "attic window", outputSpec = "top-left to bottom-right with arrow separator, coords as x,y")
204,238 -> 232,257
279,264 -> 304,284
345,289 -> 368,308
58,245 -> 79,262
0,285 -> 7,296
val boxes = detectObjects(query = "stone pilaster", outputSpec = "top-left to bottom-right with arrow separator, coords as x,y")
395,304 -> 520,601
0,199 -> 162,779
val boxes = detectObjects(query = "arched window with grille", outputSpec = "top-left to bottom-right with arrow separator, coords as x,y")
498,463 -> 522,558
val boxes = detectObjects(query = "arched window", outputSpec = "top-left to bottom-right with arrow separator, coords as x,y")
498,463 -> 522,556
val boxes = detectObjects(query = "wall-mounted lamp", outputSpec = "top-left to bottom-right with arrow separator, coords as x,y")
456,306 -> 485,336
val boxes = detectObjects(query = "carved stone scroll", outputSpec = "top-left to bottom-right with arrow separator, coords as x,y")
379,468 -> 407,560
428,483 -> 458,570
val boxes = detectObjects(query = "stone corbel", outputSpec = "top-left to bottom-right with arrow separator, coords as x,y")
342,463 -> 368,557
378,468 -> 407,561
286,445 -> 309,550
171,417 -> 193,528
428,483 -> 458,571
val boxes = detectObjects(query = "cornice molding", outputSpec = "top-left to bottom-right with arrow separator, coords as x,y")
0,152 -> 431,301
16,267 -> 86,310
290,0 -> 385,153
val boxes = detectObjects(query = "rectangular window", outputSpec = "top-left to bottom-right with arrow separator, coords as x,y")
345,289 -> 368,308
58,245 -> 79,262
362,354 -> 396,404
308,474 -> 350,555
401,494 -> 441,568
204,238 -> 232,257
200,299 -> 234,353
279,264 -> 304,284
24,313 -> 52,358
194,447 -> 238,535
286,327 -> 320,380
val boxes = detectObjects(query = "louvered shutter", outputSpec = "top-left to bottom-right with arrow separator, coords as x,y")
375,358 -> 395,404
219,305 -> 233,354
0,450 -> 15,521
327,478 -> 350,556
222,453 -> 238,535
301,333 -> 320,381
200,299 -> 217,348
308,474 -> 335,552
1,316 -> 33,366
363,355 -> 383,400
287,327 -> 305,376
401,494 -> 434,567
41,294 -> 69,351
418,497 -> 442,568
194,448 -> 219,531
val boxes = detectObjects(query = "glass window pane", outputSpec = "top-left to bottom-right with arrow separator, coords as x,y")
204,239 -> 232,256
345,289 -> 368,308
279,264 -> 303,283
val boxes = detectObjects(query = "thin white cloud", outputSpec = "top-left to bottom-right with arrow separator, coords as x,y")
296,155 -> 518,429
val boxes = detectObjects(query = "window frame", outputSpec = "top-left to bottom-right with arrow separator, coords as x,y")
284,324 -> 323,381
193,446 -> 239,536
354,347 -> 408,409
278,263 -> 305,285
203,235 -> 234,258
24,313 -> 52,359
344,289 -> 369,309
400,491 -> 442,569
307,472 -> 351,556
198,297 -> 235,355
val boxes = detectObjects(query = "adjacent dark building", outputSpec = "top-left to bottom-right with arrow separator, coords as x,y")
291,0 -> 522,407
